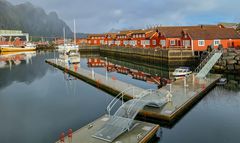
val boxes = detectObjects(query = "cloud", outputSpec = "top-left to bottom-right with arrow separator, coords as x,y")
8,0 -> 240,33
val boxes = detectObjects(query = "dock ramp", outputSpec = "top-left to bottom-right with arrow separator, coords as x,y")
92,87 -> 169,142
195,49 -> 223,78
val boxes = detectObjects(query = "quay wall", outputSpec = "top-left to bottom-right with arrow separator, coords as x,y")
99,46 -> 195,60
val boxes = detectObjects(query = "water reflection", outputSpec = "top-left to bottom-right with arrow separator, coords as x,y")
0,51 -> 240,143
0,51 -> 53,90
0,51 -> 36,69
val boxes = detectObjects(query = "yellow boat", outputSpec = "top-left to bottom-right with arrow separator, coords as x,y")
0,47 -> 36,52
0,43 -> 36,52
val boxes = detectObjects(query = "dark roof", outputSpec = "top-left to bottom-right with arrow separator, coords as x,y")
87,34 -> 105,38
185,28 -> 240,40
157,25 -> 220,38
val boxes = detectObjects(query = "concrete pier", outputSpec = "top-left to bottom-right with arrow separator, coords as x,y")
55,115 -> 159,143
46,59 -> 221,121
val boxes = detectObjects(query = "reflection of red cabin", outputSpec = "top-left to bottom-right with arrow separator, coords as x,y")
115,66 -> 129,74
87,58 -> 105,67
131,70 -> 148,81
106,63 -> 116,72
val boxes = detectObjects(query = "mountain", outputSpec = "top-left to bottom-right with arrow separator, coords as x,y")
0,0 -> 76,38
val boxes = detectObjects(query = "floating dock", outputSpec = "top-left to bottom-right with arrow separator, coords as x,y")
46,59 -> 221,122
55,115 -> 160,143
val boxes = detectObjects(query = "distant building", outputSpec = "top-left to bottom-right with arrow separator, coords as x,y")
0,30 -> 29,46
0,30 -> 29,41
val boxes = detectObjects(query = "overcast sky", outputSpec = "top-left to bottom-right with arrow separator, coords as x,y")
8,0 -> 240,33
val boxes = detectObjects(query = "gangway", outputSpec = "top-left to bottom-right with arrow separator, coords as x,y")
92,87 -> 170,142
195,49 -> 223,78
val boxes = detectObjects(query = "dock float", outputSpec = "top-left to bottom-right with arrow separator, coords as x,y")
46,59 -> 221,122
55,115 -> 160,143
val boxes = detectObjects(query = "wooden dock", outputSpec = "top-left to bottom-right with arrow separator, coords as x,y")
55,115 -> 160,143
46,59 -> 221,121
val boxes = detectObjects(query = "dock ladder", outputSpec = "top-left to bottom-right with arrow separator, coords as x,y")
195,49 -> 223,78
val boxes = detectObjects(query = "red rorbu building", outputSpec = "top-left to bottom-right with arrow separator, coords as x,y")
129,29 -> 159,48
87,34 -> 105,45
182,27 -> 240,54
115,30 -> 133,46
104,33 -> 117,46
76,38 -> 87,45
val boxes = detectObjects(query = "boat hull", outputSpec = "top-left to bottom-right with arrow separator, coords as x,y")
0,47 -> 36,52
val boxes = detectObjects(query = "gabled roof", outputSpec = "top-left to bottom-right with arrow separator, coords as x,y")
117,30 -> 133,36
184,28 -> 240,40
157,25 -> 220,38
87,34 -> 105,38
105,33 -> 117,39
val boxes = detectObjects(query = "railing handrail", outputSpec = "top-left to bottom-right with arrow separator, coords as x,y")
126,89 -> 156,117
107,87 -> 141,116
194,49 -> 218,73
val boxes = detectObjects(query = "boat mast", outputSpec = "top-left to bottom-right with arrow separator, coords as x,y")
63,27 -> 66,45
74,19 -> 76,45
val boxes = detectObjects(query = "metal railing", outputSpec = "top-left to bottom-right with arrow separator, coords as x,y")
107,87 -> 141,116
194,49 -> 218,73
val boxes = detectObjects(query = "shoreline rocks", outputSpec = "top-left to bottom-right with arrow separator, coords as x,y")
213,48 -> 240,73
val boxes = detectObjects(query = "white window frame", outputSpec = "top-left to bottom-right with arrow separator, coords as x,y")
123,40 -> 128,45
145,40 -> 150,45
100,40 -> 104,44
170,40 -> 175,46
160,40 -> 166,47
152,40 -> 156,45
115,40 -> 120,45
198,40 -> 205,46
214,39 -> 221,46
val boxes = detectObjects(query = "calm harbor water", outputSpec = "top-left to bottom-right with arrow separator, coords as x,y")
0,51 -> 239,143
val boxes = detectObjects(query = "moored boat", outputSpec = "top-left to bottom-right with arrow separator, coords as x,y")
0,43 -> 36,52
172,67 -> 192,79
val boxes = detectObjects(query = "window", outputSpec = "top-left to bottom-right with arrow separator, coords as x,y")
136,34 -> 139,38
145,40 -> 150,45
170,40 -> 175,45
115,41 -> 120,45
152,40 -> 156,45
100,40 -> 104,44
142,34 -> 145,38
139,34 -> 142,38
129,40 -> 137,46
198,40 -> 205,46
123,40 -> 128,45
160,40 -> 166,47
183,40 -> 190,47
214,39 -> 221,46
133,35 -> 136,38
94,40 -> 97,44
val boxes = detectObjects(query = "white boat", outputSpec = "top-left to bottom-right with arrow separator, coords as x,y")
59,50 -> 80,64
58,19 -> 79,51
172,67 -> 192,79
25,42 -> 36,49
57,44 -> 79,51
216,78 -> 227,85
